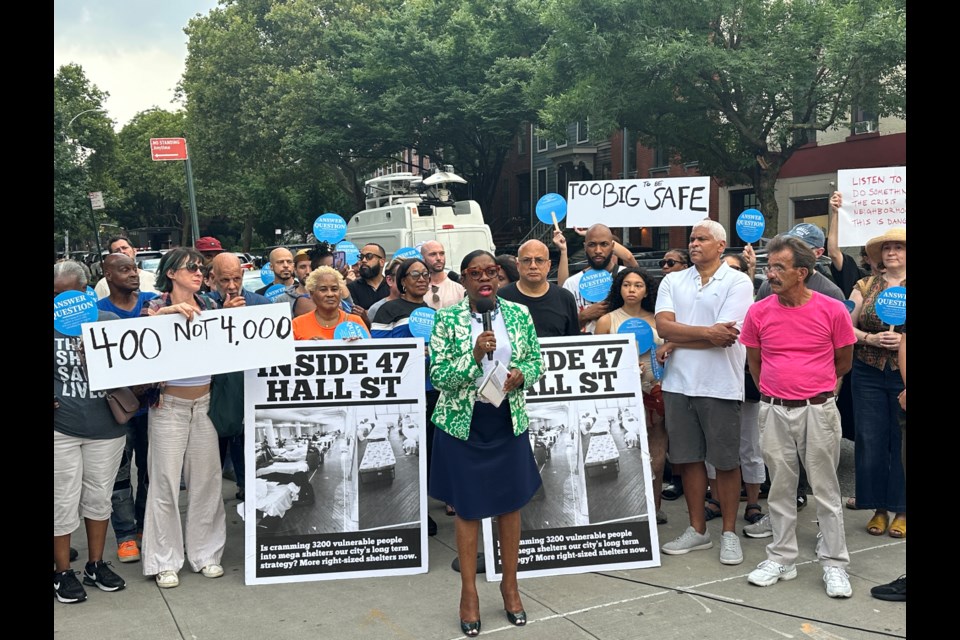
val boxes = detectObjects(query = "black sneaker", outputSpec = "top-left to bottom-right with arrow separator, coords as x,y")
83,560 -> 126,592
796,489 -> 808,511
871,575 -> 906,601
54,570 -> 88,604
661,478 -> 684,501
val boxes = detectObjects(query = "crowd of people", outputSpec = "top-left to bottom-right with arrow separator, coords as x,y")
54,192 -> 906,626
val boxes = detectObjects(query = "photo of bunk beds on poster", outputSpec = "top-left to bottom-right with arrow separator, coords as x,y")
252,406 -> 357,536
576,398 -> 652,525
355,403 -> 422,531
520,402 -> 590,531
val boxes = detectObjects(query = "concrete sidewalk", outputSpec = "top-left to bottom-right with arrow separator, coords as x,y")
54,441 -> 906,639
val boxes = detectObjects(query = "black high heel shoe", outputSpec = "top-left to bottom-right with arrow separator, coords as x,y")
460,619 -> 481,637
500,582 -> 526,626
505,609 -> 526,626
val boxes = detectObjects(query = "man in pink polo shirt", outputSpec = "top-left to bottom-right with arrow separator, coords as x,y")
740,235 -> 856,598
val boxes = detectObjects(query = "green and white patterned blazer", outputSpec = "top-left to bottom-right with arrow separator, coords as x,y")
429,298 -> 544,441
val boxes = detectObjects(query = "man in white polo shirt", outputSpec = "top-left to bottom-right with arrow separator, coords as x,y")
654,219 -> 754,565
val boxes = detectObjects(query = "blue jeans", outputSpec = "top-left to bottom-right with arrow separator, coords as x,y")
110,414 -> 149,543
852,359 -> 906,512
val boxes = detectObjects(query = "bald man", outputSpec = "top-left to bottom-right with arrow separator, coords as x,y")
208,253 -> 271,309
96,253 -> 158,564
561,224 -> 636,332
206,253 -> 271,501
420,240 -> 465,309
97,254 -> 158,319
255,247 -> 296,295
94,235 -> 157,299
498,240 -> 579,337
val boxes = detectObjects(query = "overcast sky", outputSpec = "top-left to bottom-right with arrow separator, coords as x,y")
54,1 -> 221,128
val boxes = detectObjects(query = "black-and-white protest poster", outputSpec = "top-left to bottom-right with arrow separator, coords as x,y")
81,304 -> 295,391
566,176 -> 710,228
243,338 -> 428,584
482,335 -> 661,580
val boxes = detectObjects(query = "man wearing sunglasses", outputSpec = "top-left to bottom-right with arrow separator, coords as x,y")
346,244 -> 390,326
421,240 -> 465,310
499,240 -> 579,337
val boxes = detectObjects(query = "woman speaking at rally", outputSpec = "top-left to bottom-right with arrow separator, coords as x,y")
140,247 -> 225,589
428,250 -> 543,637
292,266 -> 365,340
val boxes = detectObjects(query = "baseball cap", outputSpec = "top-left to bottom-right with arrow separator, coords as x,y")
196,236 -> 224,253
784,223 -> 825,250
294,249 -> 312,264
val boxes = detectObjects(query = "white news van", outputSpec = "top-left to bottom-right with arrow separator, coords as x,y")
346,169 -> 495,270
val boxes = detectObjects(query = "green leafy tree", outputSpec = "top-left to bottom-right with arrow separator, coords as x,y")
181,0 -> 360,248
54,64 -> 117,250
534,0 -> 906,226
110,109 -> 192,238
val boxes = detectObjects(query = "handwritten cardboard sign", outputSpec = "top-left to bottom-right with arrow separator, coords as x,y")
81,304 -> 295,391
837,167 -> 906,247
566,176 -> 710,228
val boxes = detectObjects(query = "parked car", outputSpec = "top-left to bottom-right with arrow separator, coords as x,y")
243,269 -> 268,293
135,250 -> 165,269
233,252 -> 256,270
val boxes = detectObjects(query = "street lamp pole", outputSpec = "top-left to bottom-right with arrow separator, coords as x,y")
65,107 -> 107,268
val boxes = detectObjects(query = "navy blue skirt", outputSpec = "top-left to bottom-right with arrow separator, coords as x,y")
429,400 -> 542,520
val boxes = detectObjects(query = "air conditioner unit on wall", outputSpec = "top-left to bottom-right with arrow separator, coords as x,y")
853,120 -> 877,134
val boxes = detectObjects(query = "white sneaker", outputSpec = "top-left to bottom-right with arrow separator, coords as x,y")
742,514 -> 773,538
155,570 -> 179,589
662,526 -> 712,555
719,531 -> 743,565
748,560 -> 798,587
201,564 -> 224,579
823,566 -> 853,598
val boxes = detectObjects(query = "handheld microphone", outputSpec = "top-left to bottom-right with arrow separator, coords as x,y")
476,297 -> 495,361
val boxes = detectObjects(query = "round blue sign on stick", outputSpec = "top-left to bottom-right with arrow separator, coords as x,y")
54,290 -> 99,336
264,284 -> 288,302
394,246 -> 422,261
617,318 -> 655,354
874,286 -> 906,326
259,264 -> 274,285
334,321 -> 370,340
535,193 -> 567,225
313,213 -> 347,243
843,299 -> 856,314
736,208 -> 765,244
579,270 -> 613,303
336,240 -> 360,266
408,307 -> 436,341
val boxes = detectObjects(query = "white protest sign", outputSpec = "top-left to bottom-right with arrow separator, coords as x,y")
482,334 -> 661,580
80,304 -> 295,391
566,176 -> 710,228
243,339 -> 428,584
837,167 -> 906,247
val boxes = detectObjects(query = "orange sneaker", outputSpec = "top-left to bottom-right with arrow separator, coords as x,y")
117,540 -> 140,563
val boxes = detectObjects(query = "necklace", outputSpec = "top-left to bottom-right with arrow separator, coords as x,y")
315,311 -> 341,327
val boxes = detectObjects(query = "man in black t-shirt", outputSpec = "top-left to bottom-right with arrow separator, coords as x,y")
498,239 -> 579,338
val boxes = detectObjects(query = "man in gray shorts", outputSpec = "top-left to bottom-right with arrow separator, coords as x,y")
654,219 -> 754,565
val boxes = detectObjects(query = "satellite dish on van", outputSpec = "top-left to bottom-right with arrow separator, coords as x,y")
422,171 -> 467,186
